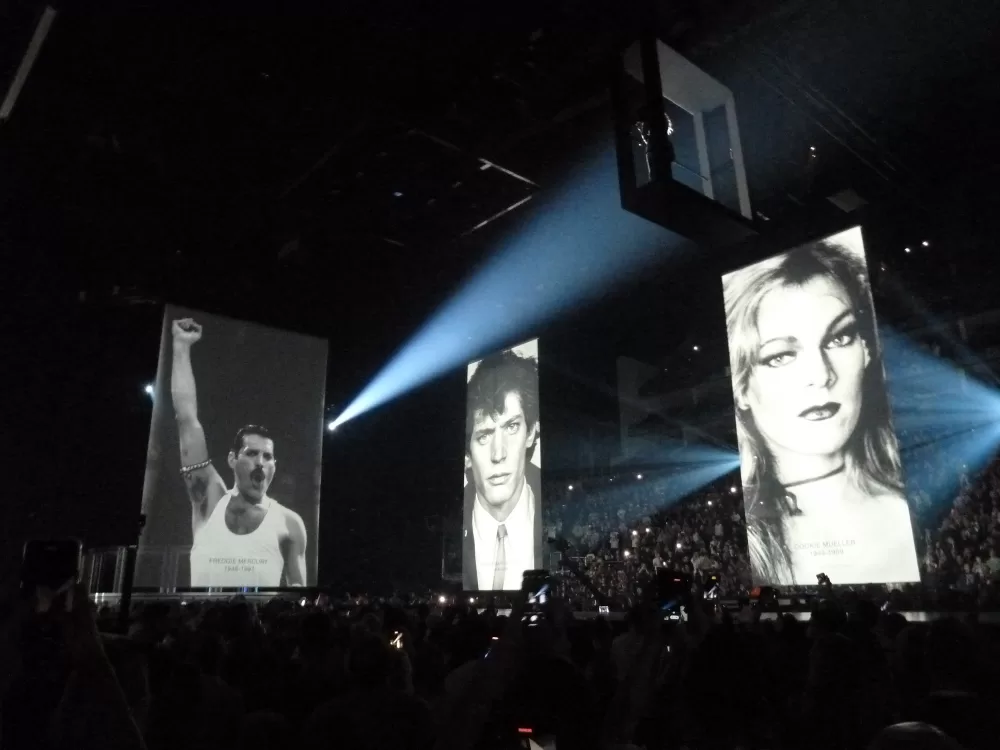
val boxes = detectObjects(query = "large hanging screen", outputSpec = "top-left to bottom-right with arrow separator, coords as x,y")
722,227 -> 919,586
463,339 -> 542,591
137,306 -> 327,589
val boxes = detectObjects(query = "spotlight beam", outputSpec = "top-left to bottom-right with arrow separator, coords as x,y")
331,140 -> 687,428
572,442 -> 739,527
883,328 -> 1000,504
880,275 -> 999,386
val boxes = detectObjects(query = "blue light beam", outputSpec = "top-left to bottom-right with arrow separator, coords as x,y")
560,441 -> 740,533
332,142 -> 687,428
883,330 -> 1000,506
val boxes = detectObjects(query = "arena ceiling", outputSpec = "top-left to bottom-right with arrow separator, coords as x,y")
6,0 -> 998,332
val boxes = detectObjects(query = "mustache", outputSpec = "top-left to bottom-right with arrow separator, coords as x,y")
250,468 -> 266,480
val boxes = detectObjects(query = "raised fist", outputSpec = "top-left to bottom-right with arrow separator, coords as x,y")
172,318 -> 203,346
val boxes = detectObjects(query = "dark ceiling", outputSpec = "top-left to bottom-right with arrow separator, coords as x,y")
5,0 -> 997,335
3,0 -> 999,584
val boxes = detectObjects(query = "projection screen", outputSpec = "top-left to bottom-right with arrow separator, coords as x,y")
136,306 -> 327,589
722,226 -> 919,586
463,338 -> 542,591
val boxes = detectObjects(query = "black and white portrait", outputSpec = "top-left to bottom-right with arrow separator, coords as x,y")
722,227 -> 919,586
137,306 -> 327,589
463,340 -> 542,591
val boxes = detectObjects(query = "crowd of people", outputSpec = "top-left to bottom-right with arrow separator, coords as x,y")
3,576 -> 997,750
5,395 -> 1000,749
544,477 -> 752,609
3,464 -> 1000,750
919,462 -> 1000,597
543,451 -> 1000,610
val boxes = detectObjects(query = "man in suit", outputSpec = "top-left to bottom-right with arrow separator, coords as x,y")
462,348 -> 543,591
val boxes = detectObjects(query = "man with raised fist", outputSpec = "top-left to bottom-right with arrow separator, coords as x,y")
171,318 -> 307,587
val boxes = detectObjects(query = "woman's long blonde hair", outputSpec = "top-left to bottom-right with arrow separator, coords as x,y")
724,239 -> 902,584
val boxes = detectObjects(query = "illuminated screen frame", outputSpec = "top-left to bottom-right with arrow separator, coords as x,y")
462,338 -> 542,592
721,226 -> 919,586
137,305 -> 327,589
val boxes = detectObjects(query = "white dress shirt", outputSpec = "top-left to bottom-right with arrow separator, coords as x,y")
472,479 -> 536,590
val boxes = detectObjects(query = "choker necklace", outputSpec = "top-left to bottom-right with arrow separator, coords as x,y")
782,464 -> 845,516
783,463 -> 845,489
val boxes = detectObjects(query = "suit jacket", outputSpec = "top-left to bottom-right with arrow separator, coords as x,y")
462,462 -> 543,591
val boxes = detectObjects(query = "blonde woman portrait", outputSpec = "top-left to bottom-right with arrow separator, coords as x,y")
723,227 -> 920,586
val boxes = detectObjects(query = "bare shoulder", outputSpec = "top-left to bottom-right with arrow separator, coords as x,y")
863,491 -> 917,543
868,490 -> 913,516
272,500 -> 307,537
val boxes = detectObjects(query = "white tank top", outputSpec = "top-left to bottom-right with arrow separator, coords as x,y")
190,491 -> 285,587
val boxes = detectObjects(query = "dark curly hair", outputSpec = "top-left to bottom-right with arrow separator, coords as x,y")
465,348 -> 539,455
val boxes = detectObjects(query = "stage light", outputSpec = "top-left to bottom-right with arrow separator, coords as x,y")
144,383 -> 154,396
567,484 -> 574,490
329,140 -> 680,430
676,542 -> 682,549
730,486 -> 737,494
636,473 -> 643,480
631,529 -> 638,536
645,527 -> 651,533
809,146 -> 816,152
692,345 -> 699,351
326,421 -> 337,432
393,191 -> 403,197
904,247 -> 911,253
707,500 -> 713,506
922,240 -> 930,247
623,550 -> 631,558
438,595 -> 446,604
468,597 -> 475,604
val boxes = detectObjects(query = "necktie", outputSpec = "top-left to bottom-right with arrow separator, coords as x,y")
492,524 -> 508,590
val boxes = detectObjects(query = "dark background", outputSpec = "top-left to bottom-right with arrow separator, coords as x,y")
135,305 -> 327,588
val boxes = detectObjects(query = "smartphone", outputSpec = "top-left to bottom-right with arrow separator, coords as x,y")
521,570 -> 550,596
522,584 -> 549,628
390,631 -> 404,650
661,600 -> 684,621
21,538 -> 82,607
520,570 -> 552,628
